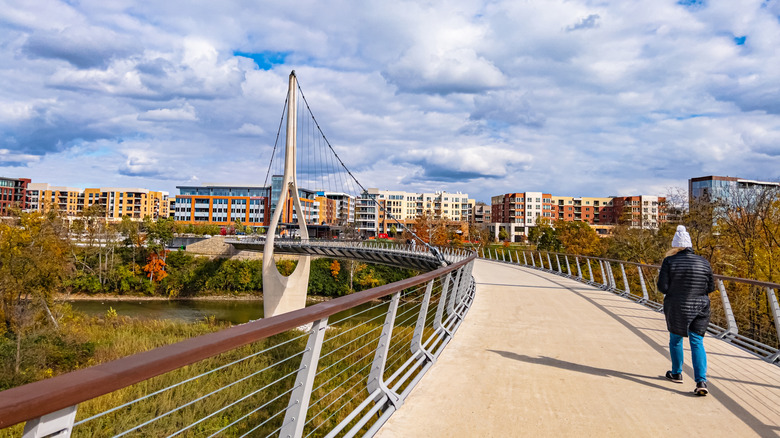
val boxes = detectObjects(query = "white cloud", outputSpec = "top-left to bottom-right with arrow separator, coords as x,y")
138,103 -> 198,122
1,0 -> 779,203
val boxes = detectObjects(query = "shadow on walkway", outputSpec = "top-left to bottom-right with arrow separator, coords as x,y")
488,350 -> 695,396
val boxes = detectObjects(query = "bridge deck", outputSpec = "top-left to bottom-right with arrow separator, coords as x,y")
376,259 -> 780,437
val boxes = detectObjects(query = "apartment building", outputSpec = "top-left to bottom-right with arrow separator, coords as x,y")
84,188 -> 170,221
490,192 -> 553,241
174,184 -> 271,226
174,179 -> 321,228
0,176 -> 30,216
550,196 -> 615,225
25,183 -> 169,221
610,195 -> 666,229
471,202 -> 491,225
356,189 -> 474,236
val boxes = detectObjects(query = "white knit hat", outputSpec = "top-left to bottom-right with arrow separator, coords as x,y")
671,225 -> 692,248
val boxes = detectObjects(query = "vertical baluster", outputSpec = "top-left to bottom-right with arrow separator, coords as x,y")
523,251 -> 528,266
587,258 -> 594,283
546,253 -> 553,271
368,293 -> 402,410
501,250 -> 506,262
619,263 -> 630,297
565,256 -> 572,277
637,265 -> 649,303
434,273 -> 452,335
23,406 -> 78,438
715,280 -> 739,340
411,280 -> 435,360
448,267 -> 463,317
607,262 -> 616,290
530,252 -> 535,267
556,254 -> 562,274
508,251 -> 513,263
280,317 -> 329,437
599,260 -> 607,287
766,287 -> 780,363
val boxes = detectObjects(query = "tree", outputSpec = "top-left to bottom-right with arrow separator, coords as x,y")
413,211 -> 433,244
0,210 -> 73,373
555,220 -> 602,256
498,228 -> 508,241
389,225 -> 397,238
143,253 -> 168,283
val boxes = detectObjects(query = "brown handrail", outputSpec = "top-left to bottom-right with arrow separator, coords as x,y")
0,254 -> 475,429
537,251 -> 780,289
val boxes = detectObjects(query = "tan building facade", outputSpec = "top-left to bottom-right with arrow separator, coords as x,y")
26,183 -> 170,222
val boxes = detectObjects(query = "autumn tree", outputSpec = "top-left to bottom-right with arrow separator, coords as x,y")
555,220 -> 603,256
0,210 -> 73,373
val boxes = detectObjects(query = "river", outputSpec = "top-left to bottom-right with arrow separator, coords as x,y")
69,298 -> 406,326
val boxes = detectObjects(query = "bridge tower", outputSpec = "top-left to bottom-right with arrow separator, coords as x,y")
262,71 -> 312,318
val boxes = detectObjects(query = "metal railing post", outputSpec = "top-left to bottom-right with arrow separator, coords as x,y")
555,254 -> 562,273
22,406 -> 78,438
714,280 -> 739,340
411,280 -> 435,360
607,262 -> 616,290
530,252 -> 535,267
448,268 -> 463,317
281,317 -> 328,438
599,260 -> 606,287
538,252 -> 544,269
587,259 -> 594,283
546,253 -> 553,271
515,250 -> 520,264
508,251 -> 513,263
565,256 -> 572,277
501,250 -> 506,262
523,251 -> 528,266
434,273 -> 452,335
637,266 -> 649,303
619,263 -> 630,297
576,257 -> 582,280
368,292 -> 403,410
767,287 -> 780,363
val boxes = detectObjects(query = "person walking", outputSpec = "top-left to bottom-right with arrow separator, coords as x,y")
657,225 -> 715,396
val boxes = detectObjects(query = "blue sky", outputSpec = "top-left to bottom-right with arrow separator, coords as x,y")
1,0 -> 779,203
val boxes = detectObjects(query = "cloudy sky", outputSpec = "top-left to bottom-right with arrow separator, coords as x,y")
1,0 -> 779,203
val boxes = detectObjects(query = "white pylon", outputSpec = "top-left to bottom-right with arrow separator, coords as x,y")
262,71 -> 312,318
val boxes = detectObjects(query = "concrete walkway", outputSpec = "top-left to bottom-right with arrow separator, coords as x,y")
376,259 -> 780,437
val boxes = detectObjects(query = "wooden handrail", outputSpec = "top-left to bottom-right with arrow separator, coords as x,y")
0,254 -> 475,429
537,251 -> 780,289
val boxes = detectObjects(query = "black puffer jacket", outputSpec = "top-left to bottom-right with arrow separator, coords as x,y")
657,248 -> 715,337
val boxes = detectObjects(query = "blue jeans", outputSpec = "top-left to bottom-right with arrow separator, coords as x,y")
669,332 -> 707,382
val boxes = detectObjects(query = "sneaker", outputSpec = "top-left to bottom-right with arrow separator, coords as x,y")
694,381 -> 708,396
665,371 -> 683,383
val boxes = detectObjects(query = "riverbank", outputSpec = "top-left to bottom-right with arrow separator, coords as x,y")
57,293 -> 333,303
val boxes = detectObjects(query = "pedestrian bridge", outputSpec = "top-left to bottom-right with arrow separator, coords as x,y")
2,251 -> 779,437
378,259 -> 780,437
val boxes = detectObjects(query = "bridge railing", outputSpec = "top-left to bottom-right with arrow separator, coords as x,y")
479,248 -> 780,365
229,236 -> 473,264
0,255 -> 477,437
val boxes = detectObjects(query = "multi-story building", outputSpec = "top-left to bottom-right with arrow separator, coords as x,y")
689,175 -> 780,205
0,177 -> 30,216
174,184 -> 271,227
84,188 -> 170,221
490,191 -> 667,241
174,179 -> 321,229
26,183 -> 83,217
608,195 -> 666,229
320,192 -> 355,226
356,189 -> 474,236
25,183 -> 170,222
471,202 -> 491,225
551,196 -> 615,225
490,192 -> 553,241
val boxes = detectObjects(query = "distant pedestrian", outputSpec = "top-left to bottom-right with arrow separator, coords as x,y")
657,225 -> 715,396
